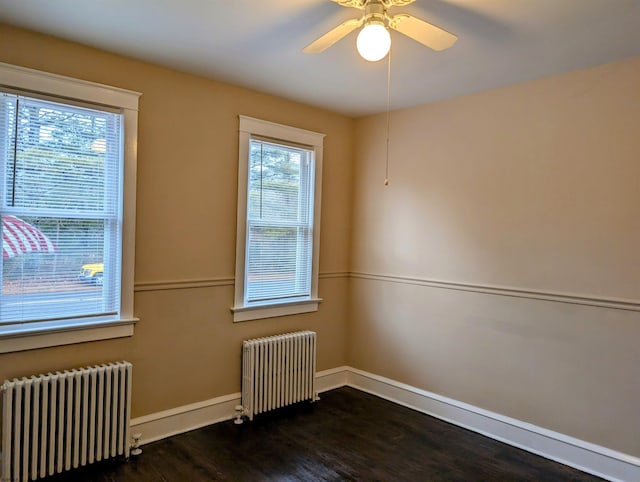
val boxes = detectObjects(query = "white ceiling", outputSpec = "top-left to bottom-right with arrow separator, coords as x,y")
1,0 -> 639,117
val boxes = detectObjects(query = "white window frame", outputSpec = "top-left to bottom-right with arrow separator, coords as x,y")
232,116 -> 324,322
0,62 -> 140,353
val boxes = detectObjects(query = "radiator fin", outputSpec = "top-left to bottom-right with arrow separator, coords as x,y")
242,331 -> 317,421
1,361 -> 132,482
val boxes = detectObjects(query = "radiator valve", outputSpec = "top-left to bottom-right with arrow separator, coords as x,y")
131,433 -> 143,456
234,404 -> 245,425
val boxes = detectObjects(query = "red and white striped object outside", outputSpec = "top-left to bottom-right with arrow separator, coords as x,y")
2,215 -> 58,259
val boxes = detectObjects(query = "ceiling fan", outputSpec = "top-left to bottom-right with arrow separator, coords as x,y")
304,0 -> 458,62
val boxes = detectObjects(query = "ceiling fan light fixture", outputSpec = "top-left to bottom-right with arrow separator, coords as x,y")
356,21 -> 391,62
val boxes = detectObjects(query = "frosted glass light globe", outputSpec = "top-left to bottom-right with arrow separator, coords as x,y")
356,22 -> 391,62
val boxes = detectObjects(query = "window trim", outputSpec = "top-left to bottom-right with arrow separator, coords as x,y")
0,62 -> 141,353
232,116 -> 324,322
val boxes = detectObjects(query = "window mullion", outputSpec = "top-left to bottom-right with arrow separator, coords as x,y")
1,207 -> 118,219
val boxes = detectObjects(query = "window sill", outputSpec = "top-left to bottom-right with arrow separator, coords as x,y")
231,298 -> 322,322
0,317 -> 138,354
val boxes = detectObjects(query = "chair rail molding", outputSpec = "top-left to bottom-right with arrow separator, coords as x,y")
350,271 -> 640,312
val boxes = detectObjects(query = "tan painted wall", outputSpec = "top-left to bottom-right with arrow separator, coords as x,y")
350,57 -> 640,456
2,21 -> 639,460
0,24 -> 352,417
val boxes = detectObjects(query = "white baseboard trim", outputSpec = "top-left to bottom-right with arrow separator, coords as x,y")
130,367 -> 349,446
130,366 -> 639,481
131,392 -> 241,445
345,368 -> 640,482
316,365 -> 350,392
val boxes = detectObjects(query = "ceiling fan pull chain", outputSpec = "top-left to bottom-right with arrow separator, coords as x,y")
384,46 -> 392,186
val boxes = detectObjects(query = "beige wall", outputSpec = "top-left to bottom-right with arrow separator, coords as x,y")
0,24 -> 353,417
350,57 -> 640,456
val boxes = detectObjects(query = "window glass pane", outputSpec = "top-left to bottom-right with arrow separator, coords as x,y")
0,93 -> 122,325
246,139 -> 314,303
248,140 -> 305,222
2,216 -> 111,322
6,97 -> 116,213
246,225 -> 311,302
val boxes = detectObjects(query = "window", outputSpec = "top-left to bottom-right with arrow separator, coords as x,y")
0,62 -> 139,352
232,116 -> 324,322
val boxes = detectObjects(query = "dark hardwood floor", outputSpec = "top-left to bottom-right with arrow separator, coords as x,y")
48,387 -> 603,481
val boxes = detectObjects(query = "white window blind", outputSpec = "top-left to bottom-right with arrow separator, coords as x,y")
0,92 -> 123,326
246,138 -> 315,303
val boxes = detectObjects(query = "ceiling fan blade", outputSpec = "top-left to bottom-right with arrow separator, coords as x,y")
303,18 -> 363,54
388,0 -> 418,6
331,0 -> 365,9
389,13 -> 457,51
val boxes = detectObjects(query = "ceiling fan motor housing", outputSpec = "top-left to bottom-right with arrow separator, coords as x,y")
364,0 -> 387,27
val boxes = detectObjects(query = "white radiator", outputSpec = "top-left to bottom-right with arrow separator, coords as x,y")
1,361 -> 132,482
242,331 -> 318,421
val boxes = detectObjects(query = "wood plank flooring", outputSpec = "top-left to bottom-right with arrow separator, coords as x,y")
47,387 -> 604,481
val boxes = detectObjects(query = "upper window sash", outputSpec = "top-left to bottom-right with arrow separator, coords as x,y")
0,93 -> 123,217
